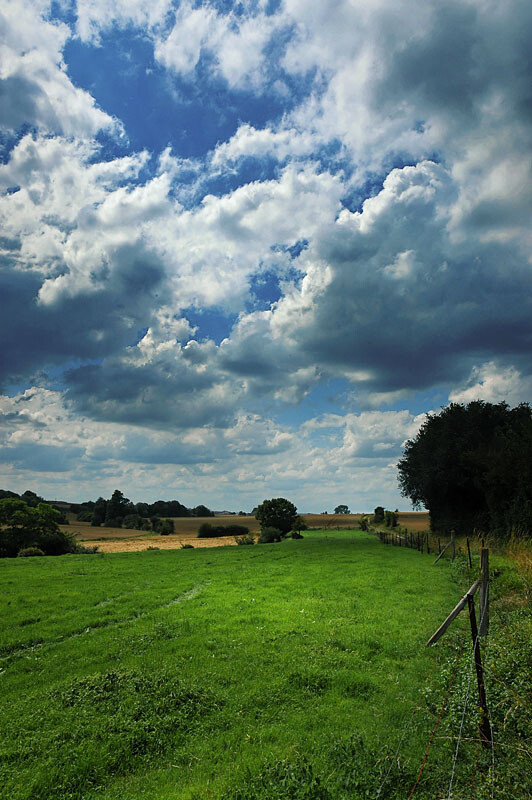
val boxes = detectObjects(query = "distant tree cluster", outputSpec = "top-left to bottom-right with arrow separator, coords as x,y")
71,490 -> 215,530
398,401 -> 532,538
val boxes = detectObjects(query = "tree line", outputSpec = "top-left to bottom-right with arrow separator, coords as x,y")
74,490 -> 214,530
398,400 -> 532,538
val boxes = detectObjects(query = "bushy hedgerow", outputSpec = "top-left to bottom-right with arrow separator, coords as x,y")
197,523 -> 250,538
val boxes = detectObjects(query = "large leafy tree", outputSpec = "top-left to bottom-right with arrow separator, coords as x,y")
255,498 -> 298,535
398,401 -> 532,537
0,499 -> 76,557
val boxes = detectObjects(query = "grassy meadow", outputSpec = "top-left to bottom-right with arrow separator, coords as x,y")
1,529 -> 529,799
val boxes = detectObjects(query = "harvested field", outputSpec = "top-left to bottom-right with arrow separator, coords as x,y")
64,512 -> 429,552
397,511 -> 430,531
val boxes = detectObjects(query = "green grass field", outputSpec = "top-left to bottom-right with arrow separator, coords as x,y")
1,530 -> 530,799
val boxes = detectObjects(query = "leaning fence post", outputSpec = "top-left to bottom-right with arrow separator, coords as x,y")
467,594 -> 492,748
466,537 -> 473,569
479,548 -> 489,636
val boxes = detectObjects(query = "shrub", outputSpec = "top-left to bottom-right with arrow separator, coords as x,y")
359,517 -> 369,531
235,533 -> 255,545
197,523 -> 250,538
122,514 -> 143,530
384,510 -> 398,528
290,531 -> 304,539
291,514 -> 308,533
72,544 -> 99,554
157,519 -> 174,535
257,527 -> 284,543
18,546 -> 45,557
373,506 -> 385,523
180,543 -> 194,549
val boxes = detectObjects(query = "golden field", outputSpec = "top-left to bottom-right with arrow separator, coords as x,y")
62,511 -> 430,553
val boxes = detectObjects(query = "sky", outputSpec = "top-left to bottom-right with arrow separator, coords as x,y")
1,0 -> 532,511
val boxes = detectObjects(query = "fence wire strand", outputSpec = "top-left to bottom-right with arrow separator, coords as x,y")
406,632 -> 467,800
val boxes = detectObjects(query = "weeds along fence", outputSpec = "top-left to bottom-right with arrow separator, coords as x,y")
369,522 -> 503,799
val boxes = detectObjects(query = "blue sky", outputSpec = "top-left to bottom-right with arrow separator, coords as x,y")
1,0 -> 532,510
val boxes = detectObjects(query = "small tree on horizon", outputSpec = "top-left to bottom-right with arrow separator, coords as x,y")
334,504 -> 350,514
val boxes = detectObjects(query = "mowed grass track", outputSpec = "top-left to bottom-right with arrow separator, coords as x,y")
1,530 -> 463,800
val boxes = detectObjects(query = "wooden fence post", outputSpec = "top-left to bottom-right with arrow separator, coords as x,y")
466,537 -> 472,569
479,548 -> 489,636
467,594 -> 492,748
451,530 -> 456,562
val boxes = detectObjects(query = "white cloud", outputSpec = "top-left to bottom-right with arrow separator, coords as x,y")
0,0 -> 120,138
449,362 -> 532,405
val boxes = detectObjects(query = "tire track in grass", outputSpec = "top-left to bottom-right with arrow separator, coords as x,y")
0,582 -> 210,666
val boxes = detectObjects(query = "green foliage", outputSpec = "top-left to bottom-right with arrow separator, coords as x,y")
122,514 -> 152,531
373,506 -> 385,523
191,504 -> 215,517
334,504 -> 350,514
358,516 -> 369,531
384,510 -> 398,527
290,531 -> 304,539
103,517 -> 123,528
17,546 -> 45,557
223,756 -> 330,800
105,489 -> 133,525
91,496 -> 107,526
257,526 -> 284,543
0,498 -> 76,558
255,497 -> 298,534
197,523 -> 249,538
398,400 -> 532,537
156,518 -> 174,535
234,533 -> 255,545
291,515 -> 308,532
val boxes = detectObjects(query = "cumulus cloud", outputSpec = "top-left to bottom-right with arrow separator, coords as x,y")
2,0 -> 532,510
0,0 -> 120,138
449,362 -> 532,406
0,387 -> 423,510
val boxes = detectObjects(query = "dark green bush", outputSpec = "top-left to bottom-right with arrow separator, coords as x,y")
156,518 -> 174,535
17,546 -> 45,557
103,517 -> 122,528
257,527 -> 284,543
373,506 -> 385,523
197,523 -> 249,538
290,531 -> 304,539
